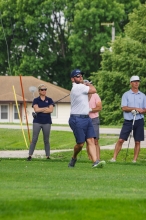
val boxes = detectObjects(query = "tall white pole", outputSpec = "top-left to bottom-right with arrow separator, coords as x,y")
112,26 -> 115,42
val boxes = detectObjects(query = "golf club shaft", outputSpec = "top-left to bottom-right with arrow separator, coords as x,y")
53,94 -> 70,104
125,115 -> 136,161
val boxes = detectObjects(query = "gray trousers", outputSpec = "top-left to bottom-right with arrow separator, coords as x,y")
29,123 -> 51,156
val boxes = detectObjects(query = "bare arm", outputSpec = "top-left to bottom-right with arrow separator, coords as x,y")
43,105 -> 54,113
84,82 -> 96,94
122,106 -> 146,114
34,104 -> 54,113
90,101 -> 102,113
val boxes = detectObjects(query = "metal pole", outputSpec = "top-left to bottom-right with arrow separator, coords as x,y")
101,22 -> 115,42
112,26 -> 115,42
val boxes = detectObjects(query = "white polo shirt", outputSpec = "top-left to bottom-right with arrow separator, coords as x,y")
70,83 -> 90,115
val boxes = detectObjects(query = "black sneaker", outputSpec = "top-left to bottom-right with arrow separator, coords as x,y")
27,156 -> 32,161
68,157 -> 77,167
46,157 -> 50,159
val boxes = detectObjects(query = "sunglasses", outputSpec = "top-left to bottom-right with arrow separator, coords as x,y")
74,74 -> 82,78
40,88 -> 47,91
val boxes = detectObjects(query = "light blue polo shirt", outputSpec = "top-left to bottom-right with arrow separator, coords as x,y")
121,89 -> 146,120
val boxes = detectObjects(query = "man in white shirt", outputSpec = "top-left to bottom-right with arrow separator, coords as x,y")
68,69 -> 106,168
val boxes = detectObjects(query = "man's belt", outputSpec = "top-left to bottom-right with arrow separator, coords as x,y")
125,118 -> 143,121
70,114 -> 89,118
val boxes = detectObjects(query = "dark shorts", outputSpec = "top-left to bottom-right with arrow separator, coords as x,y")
69,115 -> 96,144
91,117 -> 100,139
119,118 -> 144,141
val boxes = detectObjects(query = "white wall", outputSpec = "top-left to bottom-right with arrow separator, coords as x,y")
52,103 -> 71,125
23,103 -> 71,125
24,103 -> 34,124
1,103 -> 71,125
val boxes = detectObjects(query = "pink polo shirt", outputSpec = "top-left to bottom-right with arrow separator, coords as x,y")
89,93 -> 101,119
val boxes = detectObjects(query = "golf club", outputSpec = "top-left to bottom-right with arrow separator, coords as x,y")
125,110 -> 139,161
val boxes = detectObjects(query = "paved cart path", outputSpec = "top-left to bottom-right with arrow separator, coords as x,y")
0,125 -> 145,158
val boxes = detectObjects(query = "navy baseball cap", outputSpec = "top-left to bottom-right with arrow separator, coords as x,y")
70,69 -> 84,78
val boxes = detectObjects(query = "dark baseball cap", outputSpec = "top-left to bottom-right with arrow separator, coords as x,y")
70,69 -> 84,78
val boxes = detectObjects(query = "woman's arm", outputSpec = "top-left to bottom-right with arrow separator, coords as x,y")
33,104 -> 53,113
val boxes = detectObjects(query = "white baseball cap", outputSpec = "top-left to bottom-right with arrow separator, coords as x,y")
130,76 -> 140,82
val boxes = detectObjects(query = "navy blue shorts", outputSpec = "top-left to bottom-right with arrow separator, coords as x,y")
69,115 -> 96,144
119,118 -> 144,141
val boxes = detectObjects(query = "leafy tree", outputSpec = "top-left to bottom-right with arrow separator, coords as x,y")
65,0 -> 142,79
91,3 -> 146,125
0,0 -> 143,90
0,0 -> 72,89
124,4 -> 146,43
65,0 -> 125,78
117,0 -> 141,32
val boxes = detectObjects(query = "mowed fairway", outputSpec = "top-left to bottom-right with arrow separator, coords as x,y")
0,149 -> 146,220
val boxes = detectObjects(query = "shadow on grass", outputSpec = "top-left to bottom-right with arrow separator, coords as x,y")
0,199 -> 146,220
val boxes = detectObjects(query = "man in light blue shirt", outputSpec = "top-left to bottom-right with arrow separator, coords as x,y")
110,76 -> 146,163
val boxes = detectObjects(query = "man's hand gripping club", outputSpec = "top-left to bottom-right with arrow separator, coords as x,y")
131,110 -> 139,116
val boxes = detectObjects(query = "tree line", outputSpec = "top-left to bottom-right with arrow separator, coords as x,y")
0,0 -> 145,124
91,3 -> 146,124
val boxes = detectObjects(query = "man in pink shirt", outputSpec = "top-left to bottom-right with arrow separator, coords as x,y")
84,80 -> 102,161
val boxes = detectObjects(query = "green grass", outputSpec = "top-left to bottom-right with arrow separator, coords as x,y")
0,149 -> 146,219
0,122 -> 136,128
0,128 -> 118,150
1,127 -> 146,219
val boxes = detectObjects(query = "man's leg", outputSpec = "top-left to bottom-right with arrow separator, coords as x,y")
86,142 -> 92,160
68,143 -> 84,167
86,138 -> 106,168
86,138 -> 100,160
86,138 -> 97,162
95,138 -> 100,160
112,139 -> 125,160
72,143 -> 84,159
110,120 -> 132,162
133,118 -> 144,162
133,141 -> 140,162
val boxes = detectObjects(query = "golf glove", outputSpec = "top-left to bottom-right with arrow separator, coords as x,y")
131,110 -> 139,116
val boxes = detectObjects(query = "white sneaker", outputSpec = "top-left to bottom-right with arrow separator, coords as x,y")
132,160 -> 136,163
109,158 -> 116,162
92,160 -> 106,168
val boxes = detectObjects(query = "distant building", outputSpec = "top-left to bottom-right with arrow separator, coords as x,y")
0,76 -> 70,124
